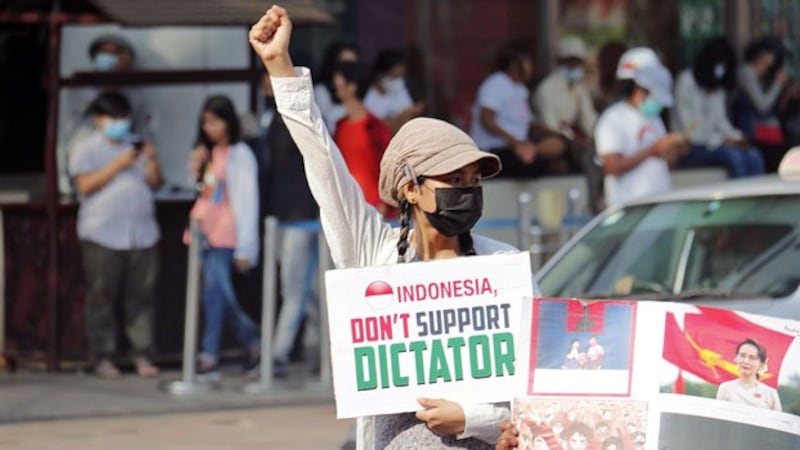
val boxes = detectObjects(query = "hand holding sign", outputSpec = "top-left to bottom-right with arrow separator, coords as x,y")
415,397 -> 466,436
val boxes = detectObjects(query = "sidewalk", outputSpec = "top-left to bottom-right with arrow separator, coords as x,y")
0,404 -> 352,449
0,363 -> 333,424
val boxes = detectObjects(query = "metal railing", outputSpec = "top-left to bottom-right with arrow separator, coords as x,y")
166,191 -> 591,394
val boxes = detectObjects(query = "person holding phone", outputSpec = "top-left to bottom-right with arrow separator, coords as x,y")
249,7 -> 540,448
186,95 -> 261,381
68,91 -> 162,378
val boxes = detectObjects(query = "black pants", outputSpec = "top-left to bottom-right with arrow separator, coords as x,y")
80,241 -> 159,360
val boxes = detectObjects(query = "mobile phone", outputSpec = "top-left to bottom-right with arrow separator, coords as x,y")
130,135 -> 144,153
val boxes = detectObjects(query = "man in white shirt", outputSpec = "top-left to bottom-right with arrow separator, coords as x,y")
470,40 -> 565,178
532,36 -> 597,172
595,54 -> 689,206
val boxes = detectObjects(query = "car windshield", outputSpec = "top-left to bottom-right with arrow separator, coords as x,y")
539,195 -> 800,299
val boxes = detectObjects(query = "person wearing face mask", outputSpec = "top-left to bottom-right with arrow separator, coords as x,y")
673,37 -> 765,178
89,34 -> 135,72
68,91 -> 163,378
594,55 -> 689,207
364,49 -> 426,134
249,7 -> 541,448
532,36 -> 598,172
57,34 -> 150,198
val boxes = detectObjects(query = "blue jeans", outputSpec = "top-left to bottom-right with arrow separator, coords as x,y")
272,227 -> 319,363
680,144 -> 765,178
200,247 -> 260,363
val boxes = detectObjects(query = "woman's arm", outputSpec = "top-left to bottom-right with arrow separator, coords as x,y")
250,6 -> 396,268
738,66 -> 782,114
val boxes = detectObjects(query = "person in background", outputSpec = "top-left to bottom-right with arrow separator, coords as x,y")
364,49 -> 425,133
314,42 -> 360,132
532,36 -> 598,171
715,338 -> 782,411
734,36 -> 800,171
674,37 -> 765,178
250,7 -> 541,448
262,73 -> 322,379
58,34 -> 150,197
331,61 -> 395,217
89,34 -> 135,72
68,91 -> 162,378
187,95 -> 260,381
595,52 -> 689,206
470,40 -> 566,178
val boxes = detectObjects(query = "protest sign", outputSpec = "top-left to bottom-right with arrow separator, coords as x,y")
324,252 -> 533,418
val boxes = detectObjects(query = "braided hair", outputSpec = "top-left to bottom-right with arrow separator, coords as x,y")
396,198 -> 411,263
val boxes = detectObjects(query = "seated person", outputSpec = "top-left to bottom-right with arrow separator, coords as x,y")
533,36 -> 598,172
363,49 -> 424,133
470,40 -> 566,178
674,38 -> 764,178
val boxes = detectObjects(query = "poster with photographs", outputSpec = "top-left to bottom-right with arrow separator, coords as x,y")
659,303 -> 800,417
512,398 -> 649,450
524,298 -> 637,396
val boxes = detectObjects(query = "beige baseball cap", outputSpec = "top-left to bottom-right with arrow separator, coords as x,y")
378,117 -> 501,207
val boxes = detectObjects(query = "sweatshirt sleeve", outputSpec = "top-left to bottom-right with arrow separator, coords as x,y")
271,68 -> 397,269
458,402 -> 509,443
230,143 -> 260,267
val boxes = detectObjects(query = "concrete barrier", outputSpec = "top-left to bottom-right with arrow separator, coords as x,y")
481,168 -> 728,246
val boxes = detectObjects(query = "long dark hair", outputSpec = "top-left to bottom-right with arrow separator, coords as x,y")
318,41 -> 360,103
332,61 -> 370,101
692,37 -> 737,91
196,95 -> 241,149
395,177 -> 476,263
495,40 -> 532,73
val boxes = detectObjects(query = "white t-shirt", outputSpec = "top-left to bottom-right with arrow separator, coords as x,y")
363,84 -> 413,120
470,71 -> 532,151
716,379 -> 782,411
595,101 -> 671,206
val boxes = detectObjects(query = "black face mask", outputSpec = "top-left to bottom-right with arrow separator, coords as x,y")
424,186 -> 483,237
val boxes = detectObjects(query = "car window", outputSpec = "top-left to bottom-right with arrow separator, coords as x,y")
539,195 -> 800,299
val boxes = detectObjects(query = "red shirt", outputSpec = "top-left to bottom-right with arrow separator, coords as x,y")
334,113 -> 394,215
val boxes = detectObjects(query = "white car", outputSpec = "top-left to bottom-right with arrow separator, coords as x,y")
536,151 -> 800,320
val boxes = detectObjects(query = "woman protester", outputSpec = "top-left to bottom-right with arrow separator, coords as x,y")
249,6 -> 539,449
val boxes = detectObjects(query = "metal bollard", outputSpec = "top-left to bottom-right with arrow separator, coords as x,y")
317,236 -> 333,388
518,192 -> 532,252
244,216 -> 279,394
165,219 -> 211,394
0,210 -> 5,366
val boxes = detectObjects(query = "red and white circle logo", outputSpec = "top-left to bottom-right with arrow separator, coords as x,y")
364,281 -> 393,310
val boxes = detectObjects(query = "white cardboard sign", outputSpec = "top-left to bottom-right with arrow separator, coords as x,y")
324,252 -> 533,418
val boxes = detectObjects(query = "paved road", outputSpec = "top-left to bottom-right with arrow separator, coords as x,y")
0,404 -> 354,450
